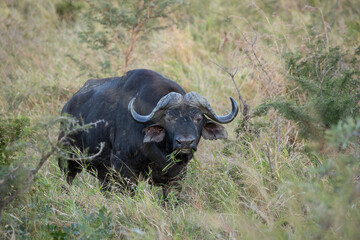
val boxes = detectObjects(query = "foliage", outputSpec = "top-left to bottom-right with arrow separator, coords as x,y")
0,116 -> 30,166
0,116 -> 31,220
0,116 -> 103,222
79,0 -> 185,72
253,46 -> 360,140
55,0 -> 84,22
298,116 -> 360,239
326,115 -> 360,151
46,206 -> 114,239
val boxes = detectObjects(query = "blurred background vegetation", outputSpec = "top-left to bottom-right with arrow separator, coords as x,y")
0,0 -> 359,239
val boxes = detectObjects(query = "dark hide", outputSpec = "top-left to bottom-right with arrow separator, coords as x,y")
59,69 -> 233,196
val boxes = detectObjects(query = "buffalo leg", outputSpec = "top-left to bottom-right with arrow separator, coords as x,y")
58,157 -> 83,185
87,160 -> 114,192
109,151 -> 139,192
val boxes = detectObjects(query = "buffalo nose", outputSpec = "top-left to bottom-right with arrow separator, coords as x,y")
175,136 -> 196,149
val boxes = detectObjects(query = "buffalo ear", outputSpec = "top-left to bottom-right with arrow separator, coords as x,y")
143,125 -> 165,143
202,121 -> 228,140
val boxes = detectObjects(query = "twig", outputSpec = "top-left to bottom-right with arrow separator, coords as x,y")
0,165 -> 23,186
323,0 -> 339,48
329,0 -> 339,30
230,19 -> 273,86
58,119 -> 105,145
210,60 -> 250,128
241,32 -> 272,83
304,1 -> 317,36
265,141 -> 275,180
240,202 -> 269,224
276,117 -> 280,155
67,142 -> 105,162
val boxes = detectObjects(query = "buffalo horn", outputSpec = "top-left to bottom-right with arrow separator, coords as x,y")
185,92 -> 238,124
129,92 -> 183,123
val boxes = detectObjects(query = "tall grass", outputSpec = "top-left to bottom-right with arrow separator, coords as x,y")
1,0 -> 359,239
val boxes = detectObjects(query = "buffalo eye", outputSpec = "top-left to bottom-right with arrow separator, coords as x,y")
165,115 -> 177,123
193,114 -> 203,124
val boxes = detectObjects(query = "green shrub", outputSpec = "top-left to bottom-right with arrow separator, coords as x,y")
253,46 -> 360,140
296,116 -> 360,238
46,206 -> 114,239
55,0 -> 84,22
0,116 -> 31,214
0,115 -> 30,165
79,0 -> 185,72
326,115 -> 360,152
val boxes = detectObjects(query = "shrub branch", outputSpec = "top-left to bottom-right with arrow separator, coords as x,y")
211,61 -> 250,130
0,119 -> 104,222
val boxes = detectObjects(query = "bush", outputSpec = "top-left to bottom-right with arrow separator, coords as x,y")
79,0 -> 185,72
253,45 -> 360,140
55,0 -> 84,22
0,115 -> 30,166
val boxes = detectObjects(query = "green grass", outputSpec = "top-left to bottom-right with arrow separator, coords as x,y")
1,0 -> 360,239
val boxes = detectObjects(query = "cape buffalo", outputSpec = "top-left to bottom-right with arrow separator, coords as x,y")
59,69 -> 238,197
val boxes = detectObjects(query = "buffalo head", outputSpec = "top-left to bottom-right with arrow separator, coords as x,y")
128,92 -> 238,159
